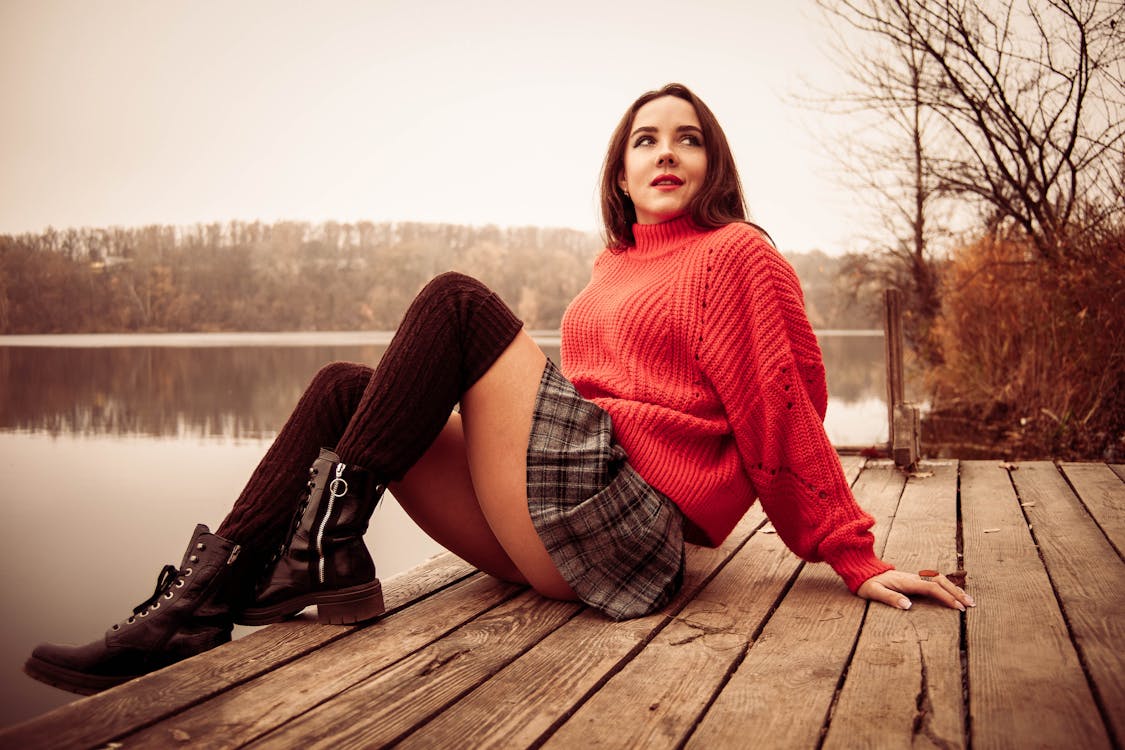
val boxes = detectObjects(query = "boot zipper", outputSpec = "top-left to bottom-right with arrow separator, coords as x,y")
317,463 -> 347,585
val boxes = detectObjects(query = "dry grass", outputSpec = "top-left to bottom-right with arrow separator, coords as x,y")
923,226 -> 1125,460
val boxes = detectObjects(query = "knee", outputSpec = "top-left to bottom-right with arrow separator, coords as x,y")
417,271 -> 492,307
308,361 -> 373,392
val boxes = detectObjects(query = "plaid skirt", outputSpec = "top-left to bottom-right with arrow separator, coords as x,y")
526,360 -> 684,621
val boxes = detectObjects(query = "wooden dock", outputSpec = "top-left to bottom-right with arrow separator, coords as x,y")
3,459 -> 1123,749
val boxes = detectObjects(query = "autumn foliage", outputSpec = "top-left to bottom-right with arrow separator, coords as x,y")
924,224 -> 1125,460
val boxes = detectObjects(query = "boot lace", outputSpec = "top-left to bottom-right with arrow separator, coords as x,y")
112,561 -> 192,630
133,564 -> 181,615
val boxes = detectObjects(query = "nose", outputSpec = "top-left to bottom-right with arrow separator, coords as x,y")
657,150 -> 677,167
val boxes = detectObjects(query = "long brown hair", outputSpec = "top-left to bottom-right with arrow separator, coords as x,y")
599,83 -> 748,249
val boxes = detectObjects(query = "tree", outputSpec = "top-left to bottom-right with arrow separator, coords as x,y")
821,0 -> 1125,264
814,0 -> 954,361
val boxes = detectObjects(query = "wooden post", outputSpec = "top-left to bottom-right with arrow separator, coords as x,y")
883,289 -> 920,469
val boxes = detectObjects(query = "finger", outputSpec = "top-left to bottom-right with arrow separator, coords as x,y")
858,580 -> 912,610
906,575 -> 965,611
933,573 -> 975,608
915,571 -> 974,610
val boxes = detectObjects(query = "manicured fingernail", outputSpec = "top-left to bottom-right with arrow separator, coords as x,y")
955,601 -> 966,612
899,599 -> 912,610
964,595 -> 976,607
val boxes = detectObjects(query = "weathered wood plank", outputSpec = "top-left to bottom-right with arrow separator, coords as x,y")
14,458 -> 1122,750
396,464 -> 871,749
838,454 -> 866,481
685,461 -> 905,749
120,573 -> 522,749
1010,462 -> 1125,746
0,553 -> 476,750
532,457 -> 867,749
246,591 -> 582,749
960,461 -> 1111,750
823,460 -> 965,750
1060,461 -> 1125,559
1110,464 -> 1125,484
542,519 -> 798,748
392,509 -> 768,750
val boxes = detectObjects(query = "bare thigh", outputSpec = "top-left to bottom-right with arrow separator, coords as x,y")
461,332 -> 577,601
390,414 -> 526,584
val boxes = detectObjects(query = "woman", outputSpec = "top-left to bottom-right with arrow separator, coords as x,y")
25,83 -> 973,695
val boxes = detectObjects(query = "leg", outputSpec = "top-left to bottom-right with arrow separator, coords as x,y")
462,332 -> 577,600
218,361 -> 373,548
243,272 -> 561,619
25,363 -> 375,693
223,271 -> 525,590
390,414 -> 527,584
333,273 -> 573,598
390,337 -> 576,601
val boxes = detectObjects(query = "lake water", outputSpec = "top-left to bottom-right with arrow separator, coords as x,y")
0,330 -> 886,726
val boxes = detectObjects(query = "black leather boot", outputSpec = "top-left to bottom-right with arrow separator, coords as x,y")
237,448 -> 386,626
24,524 -> 241,695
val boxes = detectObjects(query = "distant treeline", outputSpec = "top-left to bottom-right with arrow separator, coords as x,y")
0,220 -> 879,333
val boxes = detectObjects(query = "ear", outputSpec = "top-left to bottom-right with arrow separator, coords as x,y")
617,171 -> 629,196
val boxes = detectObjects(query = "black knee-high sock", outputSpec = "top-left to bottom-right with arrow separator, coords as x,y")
216,272 -> 522,557
334,271 -> 524,479
217,361 -> 373,547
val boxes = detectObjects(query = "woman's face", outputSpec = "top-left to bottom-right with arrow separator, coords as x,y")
619,95 -> 708,225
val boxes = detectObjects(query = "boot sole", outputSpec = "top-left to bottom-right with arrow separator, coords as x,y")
23,656 -> 132,696
236,579 -> 385,626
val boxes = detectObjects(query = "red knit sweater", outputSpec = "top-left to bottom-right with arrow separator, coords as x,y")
560,216 -> 893,592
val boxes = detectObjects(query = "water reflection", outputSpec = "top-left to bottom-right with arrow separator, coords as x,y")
0,334 -> 887,443
0,344 -> 387,438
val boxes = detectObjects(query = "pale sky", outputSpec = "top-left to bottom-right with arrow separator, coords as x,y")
0,0 -> 863,254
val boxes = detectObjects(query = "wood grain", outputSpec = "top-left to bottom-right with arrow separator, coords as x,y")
247,591 -> 582,749
542,517 -> 800,748
1011,462 -> 1125,746
960,460 -> 1111,750
534,456 -> 866,749
685,461 -> 905,749
0,552 -> 475,750
395,510 -> 766,750
10,459 -> 1122,750
823,460 -> 965,750
120,573 -> 521,749
1060,461 -> 1125,559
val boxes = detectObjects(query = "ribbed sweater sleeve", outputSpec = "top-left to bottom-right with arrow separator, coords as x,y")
697,226 -> 892,591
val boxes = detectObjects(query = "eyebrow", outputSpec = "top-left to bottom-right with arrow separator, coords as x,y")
629,125 -> 704,138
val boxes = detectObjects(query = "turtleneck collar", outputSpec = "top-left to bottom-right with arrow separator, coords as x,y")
630,215 -> 703,258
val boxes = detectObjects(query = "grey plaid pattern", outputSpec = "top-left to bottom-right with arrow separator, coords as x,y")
526,360 -> 684,621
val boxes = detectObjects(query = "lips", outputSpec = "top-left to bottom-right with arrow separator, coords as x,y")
650,174 -> 684,187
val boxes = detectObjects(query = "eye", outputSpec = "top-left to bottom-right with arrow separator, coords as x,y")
679,133 -> 703,147
632,134 -> 656,148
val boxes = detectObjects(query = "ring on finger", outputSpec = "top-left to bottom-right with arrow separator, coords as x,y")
918,568 -> 939,582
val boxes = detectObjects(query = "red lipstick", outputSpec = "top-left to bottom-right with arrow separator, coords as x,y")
650,174 -> 684,187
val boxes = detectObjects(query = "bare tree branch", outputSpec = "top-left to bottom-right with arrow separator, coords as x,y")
817,0 -> 1124,264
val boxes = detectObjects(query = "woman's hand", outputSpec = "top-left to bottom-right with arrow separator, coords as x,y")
857,569 -> 975,611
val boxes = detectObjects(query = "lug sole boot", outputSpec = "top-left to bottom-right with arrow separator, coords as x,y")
24,524 -> 241,695
237,448 -> 386,626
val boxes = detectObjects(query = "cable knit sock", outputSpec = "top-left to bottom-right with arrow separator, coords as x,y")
216,272 -> 522,592
334,271 -> 524,478
216,361 -> 373,587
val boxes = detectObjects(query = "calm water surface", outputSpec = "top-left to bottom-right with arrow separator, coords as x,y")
0,331 -> 886,726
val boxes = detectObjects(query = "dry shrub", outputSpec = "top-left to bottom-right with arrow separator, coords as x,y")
924,226 -> 1125,460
